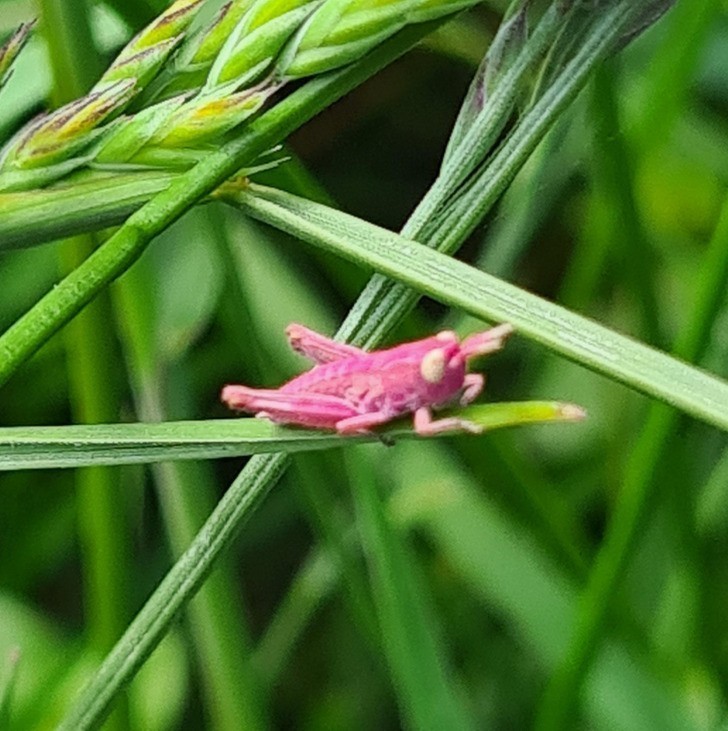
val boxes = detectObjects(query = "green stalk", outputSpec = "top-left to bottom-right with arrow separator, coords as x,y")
41,3 -> 130,730
533,190 -> 728,730
59,235 -> 130,731
695,447 -> 728,538
0,403 -> 574,470
0,20 -> 445,390
252,548 -> 338,687
0,171 -> 176,250
292,452 -> 381,645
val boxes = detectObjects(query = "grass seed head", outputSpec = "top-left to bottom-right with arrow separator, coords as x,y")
93,0 -> 205,97
97,36 -> 185,90
120,0 -> 206,57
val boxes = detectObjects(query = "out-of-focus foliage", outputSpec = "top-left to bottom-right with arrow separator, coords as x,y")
1,1 -> 728,730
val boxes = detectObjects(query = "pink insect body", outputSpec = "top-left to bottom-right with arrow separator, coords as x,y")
221,323 -> 513,436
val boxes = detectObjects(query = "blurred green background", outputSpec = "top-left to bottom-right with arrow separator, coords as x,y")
1,0 -> 728,729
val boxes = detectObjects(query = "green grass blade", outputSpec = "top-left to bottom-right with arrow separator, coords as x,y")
0,648 -> 20,728
292,452 -> 383,656
253,548 -> 338,687
0,402 -> 580,470
232,184 -> 728,431
347,447 -> 476,731
0,171 -> 176,250
695,446 -> 728,538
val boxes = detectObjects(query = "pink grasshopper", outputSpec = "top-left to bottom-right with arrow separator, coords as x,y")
221,322 -> 514,436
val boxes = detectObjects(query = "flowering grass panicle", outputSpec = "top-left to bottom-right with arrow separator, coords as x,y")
0,0 -> 488,191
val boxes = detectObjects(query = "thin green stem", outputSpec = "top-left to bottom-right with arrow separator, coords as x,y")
253,548 -> 338,687
0,171 -> 176,250
695,445 -> 728,538
346,447 -> 475,731
534,189 -> 728,730
292,452 -> 382,652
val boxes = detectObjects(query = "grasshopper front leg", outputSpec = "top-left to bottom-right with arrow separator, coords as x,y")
459,373 -> 485,406
286,323 -> 365,364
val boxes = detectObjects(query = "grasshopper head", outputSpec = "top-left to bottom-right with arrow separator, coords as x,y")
418,324 -> 513,405
418,338 -> 468,404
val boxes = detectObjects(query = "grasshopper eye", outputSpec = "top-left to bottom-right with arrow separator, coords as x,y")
420,348 -> 446,383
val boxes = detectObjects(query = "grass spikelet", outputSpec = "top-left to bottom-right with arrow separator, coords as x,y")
0,21 -> 35,92
179,0 -> 256,69
276,0 -> 482,78
207,0 -> 319,88
4,79 -> 136,169
93,96 -> 189,164
147,86 -> 276,147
